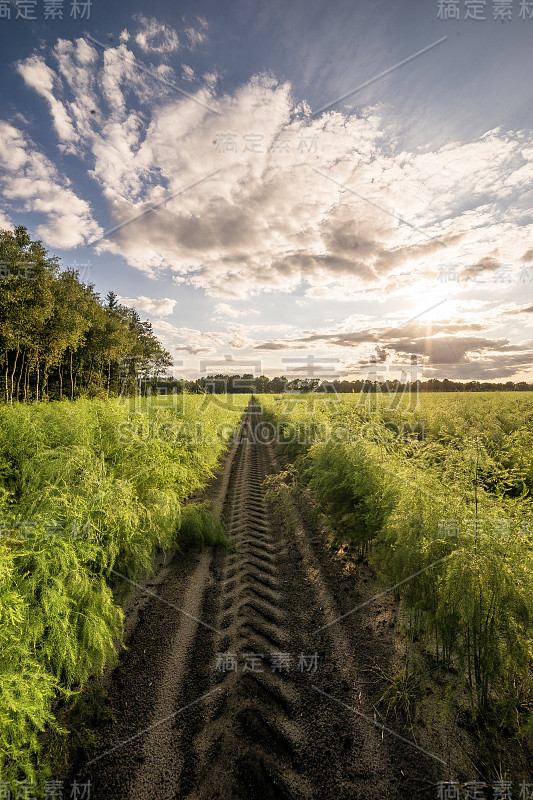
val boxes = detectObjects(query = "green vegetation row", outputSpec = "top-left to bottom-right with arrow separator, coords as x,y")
0,394 -> 249,785
370,391 -> 533,500
261,393 -> 533,740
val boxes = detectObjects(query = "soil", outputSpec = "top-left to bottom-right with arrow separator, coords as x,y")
66,399 -> 446,799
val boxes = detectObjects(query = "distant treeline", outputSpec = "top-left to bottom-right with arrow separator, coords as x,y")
162,376 -> 533,394
0,226 -> 172,403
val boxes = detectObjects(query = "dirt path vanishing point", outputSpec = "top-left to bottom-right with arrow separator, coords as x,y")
68,399 -> 444,799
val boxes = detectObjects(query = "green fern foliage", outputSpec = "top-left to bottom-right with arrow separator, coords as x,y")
0,394 -> 248,782
261,391 -> 533,725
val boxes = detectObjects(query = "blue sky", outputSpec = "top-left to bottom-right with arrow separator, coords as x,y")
1,0 -> 533,380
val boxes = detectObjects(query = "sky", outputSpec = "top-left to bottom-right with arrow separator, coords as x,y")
1,0 -> 532,382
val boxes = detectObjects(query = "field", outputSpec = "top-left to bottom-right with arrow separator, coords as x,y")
1,391 -> 532,798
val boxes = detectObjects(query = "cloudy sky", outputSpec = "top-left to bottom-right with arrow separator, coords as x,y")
1,0 -> 532,381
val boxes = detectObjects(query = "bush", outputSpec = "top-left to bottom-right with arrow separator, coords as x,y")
178,503 -> 228,549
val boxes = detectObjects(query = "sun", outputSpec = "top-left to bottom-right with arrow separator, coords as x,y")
409,288 -> 461,325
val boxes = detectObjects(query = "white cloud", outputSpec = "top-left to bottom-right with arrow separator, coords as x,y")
185,27 -> 205,48
17,54 -> 78,148
185,17 -> 208,48
134,15 -> 180,55
0,211 -> 13,231
117,295 -> 177,316
181,64 -> 195,82
214,303 -> 259,318
49,58 -> 526,302
202,71 -> 219,89
0,121 -> 101,249
152,321 -> 226,355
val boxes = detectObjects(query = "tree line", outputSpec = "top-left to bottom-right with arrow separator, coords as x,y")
0,226 -> 172,403
168,376 -> 533,394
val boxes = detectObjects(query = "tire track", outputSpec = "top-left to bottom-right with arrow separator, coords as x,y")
182,401 -> 313,800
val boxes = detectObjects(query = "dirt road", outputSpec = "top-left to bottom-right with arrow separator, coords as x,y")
70,400 -> 442,799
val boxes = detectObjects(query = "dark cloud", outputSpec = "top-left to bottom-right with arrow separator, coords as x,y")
173,345 -> 211,355
387,336 -> 509,365
505,304 -> 533,315
254,341 -> 307,350
252,319 -> 533,378
423,349 -> 533,380
459,257 -> 501,283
